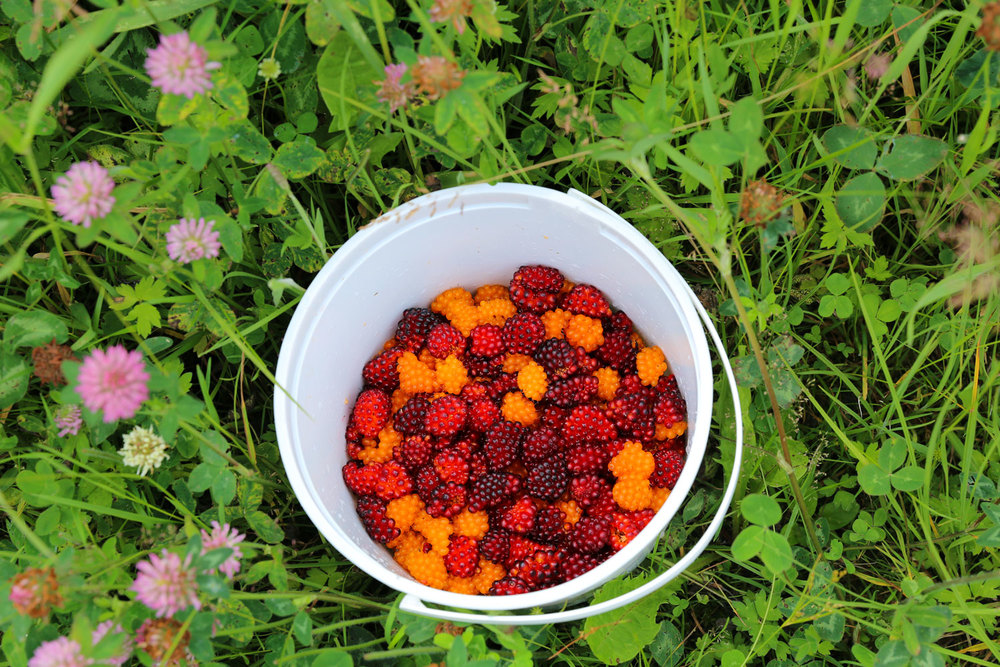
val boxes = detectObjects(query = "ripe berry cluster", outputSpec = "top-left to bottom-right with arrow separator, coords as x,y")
342,266 -> 688,596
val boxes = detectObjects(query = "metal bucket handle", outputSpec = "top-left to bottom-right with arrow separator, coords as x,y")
399,291 -> 743,625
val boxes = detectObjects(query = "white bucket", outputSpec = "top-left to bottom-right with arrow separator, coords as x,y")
274,183 -> 742,625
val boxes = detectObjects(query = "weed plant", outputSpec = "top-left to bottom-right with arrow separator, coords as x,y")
0,0 -> 998,665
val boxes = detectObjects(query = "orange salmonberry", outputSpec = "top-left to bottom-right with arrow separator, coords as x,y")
608,441 -> 655,479
478,298 -> 517,326
501,391 -> 539,426
447,302 -> 481,337
613,477 -> 653,511
541,308 -> 572,339
475,284 -> 509,303
636,346 -> 667,387
501,354 -> 533,374
414,512 -> 453,555
517,361 -> 548,401
397,352 -> 440,394
452,510 -> 490,539
391,389 -> 413,412
435,355 -> 469,394
472,560 -> 506,594
556,499 -> 582,525
594,367 -> 620,401
651,487 -> 670,511
431,287 -> 474,314
357,440 -> 393,464
386,494 -> 425,531
661,420 -> 687,439
446,576 -> 479,595
406,551 -> 449,589
565,314 -> 604,352
418,348 -> 438,370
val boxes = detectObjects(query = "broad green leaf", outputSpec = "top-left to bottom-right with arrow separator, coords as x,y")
305,0 -> 341,47
856,0 -> 891,26
316,32 -> 380,130
3,310 -> 68,347
877,299 -> 902,322
731,524 -> 765,561
273,138 -> 326,179
312,651 -> 352,667
213,217 -> 243,263
157,93 -> 201,126
0,210 -> 29,245
0,351 -> 29,409
247,510 -> 284,543
758,530 -> 794,574
826,272 -> 851,296
873,640 -> 910,667
293,611 -> 313,646
188,462 -> 218,493
228,121 -> 273,164
906,605 -> 951,629
836,172 -> 885,231
729,97 -> 764,142
649,620 -> 683,667
233,25 -> 264,55
741,494 -> 782,527
584,574 -> 665,664
214,72 -> 249,121
891,5 -> 923,43
875,136 -> 948,181
858,462 -> 891,495
813,612 -> 846,641
211,468 -> 237,505
689,129 -> 743,166
822,125 -> 878,170
878,436 -> 907,471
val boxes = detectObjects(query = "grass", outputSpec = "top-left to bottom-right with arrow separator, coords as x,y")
1,0 -> 999,665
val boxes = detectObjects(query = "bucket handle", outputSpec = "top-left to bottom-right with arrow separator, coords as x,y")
399,293 -> 743,625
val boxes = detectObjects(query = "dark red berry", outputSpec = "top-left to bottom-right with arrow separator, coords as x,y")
393,436 -> 433,470
521,427 -> 561,463
509,280 -> 559,313
415,465 -> 443,502
500,497 -> 537,534
544,375 -> 599,408
467,398 -> 500,432
609,510 -> 655,551
489,575 -> 531,595
651,448 -> 685,489
395,308 -> 444,351
363,348 -> 405,391
433,450 -> 469,485
562,405 -> 615,443
512,265 -> 564,292
356,495 -> 400,545
607,311 -> 633,333
373,461 -> 412,500
509,549 -> 561,590
343,461 -> 380,496
486,373 -> 518,400
569,516 -> 609,553
562,551 -> 600,581
426,482 -> 467,518
468,472 -> 522,512
570,474 -> 611,510
654,375 -> 686,428
531,506 -> 568,545
479,530 -> 511,564
482,420 -> 524,470
533,339 -> 579,379
424,395 -> 467,437
394,395 -> 430,435
463,354 -> 502,379
469,324 -> 505,357
425,323 -> 465,358
502,313 -> 545,355
525,458 -> 569,501
566,444 -> 609,474
596,331 -> 636,372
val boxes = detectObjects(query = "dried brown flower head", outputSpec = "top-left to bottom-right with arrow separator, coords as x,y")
411,55 -> 466,101
977,2 -> 1000,51
8,567 -> 63,618
31,340 -> 77,386
429,0 -> 473,34
739,179 -> 786,227
136,618 -> 194,667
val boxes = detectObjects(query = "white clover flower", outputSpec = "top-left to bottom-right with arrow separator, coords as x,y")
119,426 -> 169,476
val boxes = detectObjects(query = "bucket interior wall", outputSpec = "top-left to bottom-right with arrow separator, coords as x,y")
279,186 -> 708,608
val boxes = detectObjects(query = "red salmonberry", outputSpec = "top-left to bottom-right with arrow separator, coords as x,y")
363,348 -> 405,391
545,375 -> 599,408
570,474 -> 611,510
596,331 -> 636,372
478,530 -> 511,564
540,405 -> 568,430
533,339 -> 579,379
607,391 -> 657,442
561,284 -> 612,318
343,461 -> 381,496
444,536 -> 479,578
374,461 -> 413,500
489,576 -> 530,595
486,373 -> 518,400
500,497 -> 537,534
468,471 -> 523,511
351,389 -> 390,438
521,427 -> 561,463
608,510 -> 655,550
394,395 -> 430,435
463,354 -> 502,379
509,549 -> 561,590
482,420 -> 524,470
569,516 -> 609,553
502,313 -> 545,355
467,398 -> 500,432
513,265 -> 564,292
566,444 -> 609,475
654,375 -> 686,427
357,495 -> 400,545
424,395 -> 467,437
562,405 -> 615,443
525,459 -> 569,501
469,324 -> 505,357
562,551 -> 600,580
426,482 -> 467,518
433,450 -> 470,485
531,506 -> 568,545
395,308 -> 444,351
606,311 -> 634,333
415,465 -> 443,502
651,448 -> 685,489
393,436 -> 433,470
426,323 -> 465,358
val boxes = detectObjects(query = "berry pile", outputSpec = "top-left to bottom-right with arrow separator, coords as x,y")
342,266 -> 688,596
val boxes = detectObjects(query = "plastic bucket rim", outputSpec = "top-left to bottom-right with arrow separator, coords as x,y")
274,182 -> 713,611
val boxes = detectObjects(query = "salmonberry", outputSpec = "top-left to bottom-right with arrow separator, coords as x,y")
651,448 -> 685,489
468,324 -> 505,357
636,346 -> 667,387
426,482 -> 467,518
500,497 -> 537,534
562,551 -> 600,580
562,405 -> 615,443
482,420 -> 524,470
489,576 -> 530,595
513,265 -> 564,292
357,495 -> 400,545
478,529 -> 511,564
561,284 -> 611,318
351,389 -> 390,438
654,375 -> 686,427
468,471 -> 522,512
609,510 -> 655,551
395,308 -> 444,351
426,323 -> 465,358
545,375 -> 599,408
607,391 -> 657,442
521,427 -> 561,463
570,474 -> 611,509
394,395 -> 430,435
467,398 -> 500,432
569,516 -> 609,553
533,338 -> 579,379
517,361 -> 548,401
444,536 -> 479,578
612,477 -> 653,511
415,465 -> 443,502
393,436 -> 433,470
531,506 -> 568,545
433,450 -> 469,485
596,331 -> 636,372
525,458 -> 569,501
343,461 -> 381,496
363,348 -> 405,391
608,441 -> 656,480
509,549 -> 561,590
502,313 -> 545,355
374,461 -> 413,501
463,354 -> 502,379
566,444 -> 609,475
564,314 -> 604,352
424,395 -> 467,437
